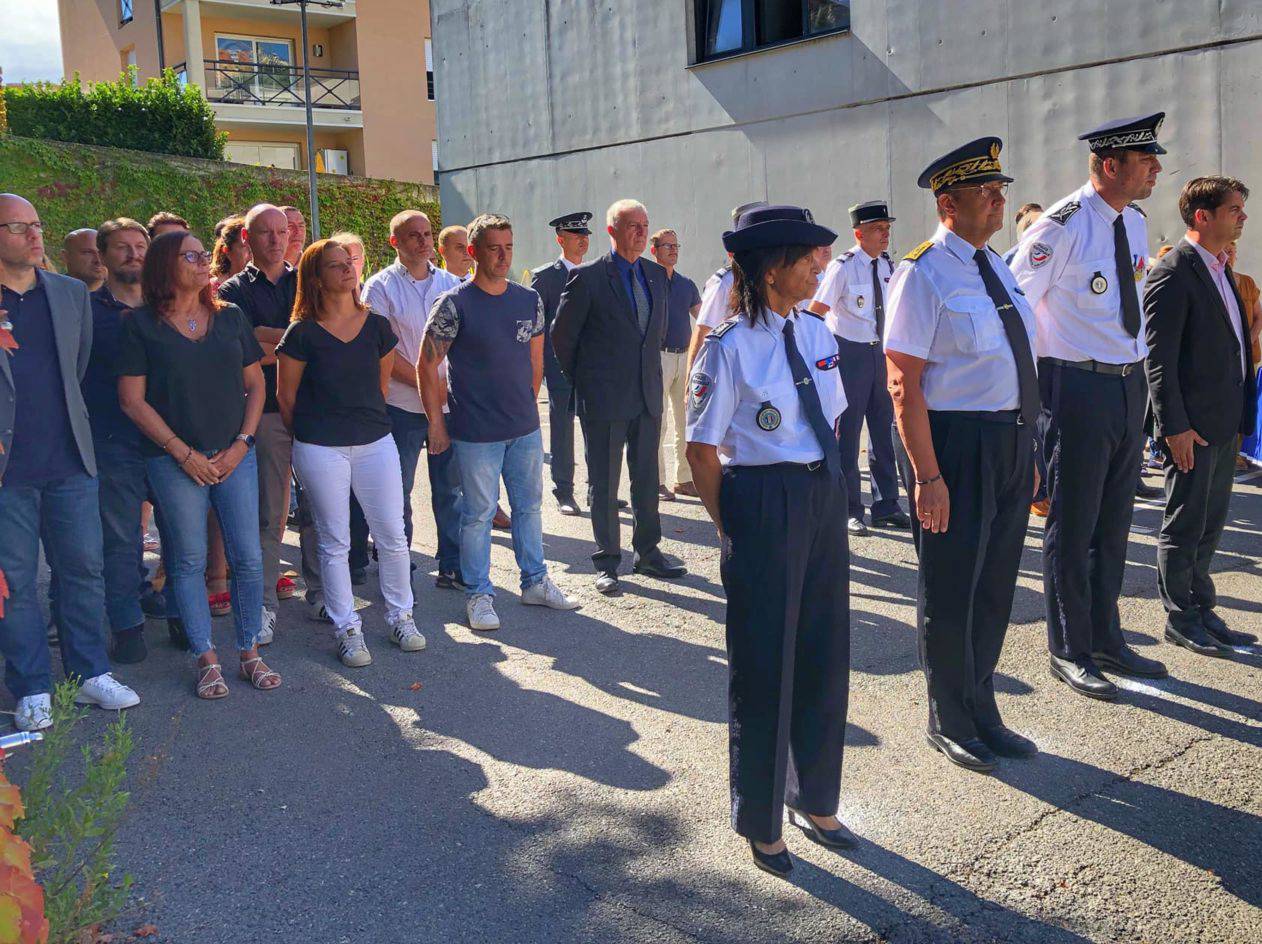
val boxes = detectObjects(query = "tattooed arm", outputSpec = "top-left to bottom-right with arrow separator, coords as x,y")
419,294 -> 459,454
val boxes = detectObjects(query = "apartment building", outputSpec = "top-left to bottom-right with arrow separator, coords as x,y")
58,0 -> 438,184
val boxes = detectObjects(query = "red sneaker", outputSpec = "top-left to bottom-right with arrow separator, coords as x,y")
208,591 -> 232,617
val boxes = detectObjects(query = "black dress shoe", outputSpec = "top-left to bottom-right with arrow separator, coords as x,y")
787,809 -> 857,849
925,732 -> 997,772
1135,478 -> 1163,500
872,510 -> 911,529
350,567 -> 368,587
139,587 -> 167,619
167,617 -> 189,651
111,624 -> 148,665
1164,619 -> 1228,656
595,573 -> 621,595
556,497 -> 581,516
977,725 -> 1038,758
632,554 -> 687,579
1092,644 -> 1168,678
616,498 -> 629,509
748,839 -> 793,878
1200,609 -> 1257,646
1049,655 -> 1118,700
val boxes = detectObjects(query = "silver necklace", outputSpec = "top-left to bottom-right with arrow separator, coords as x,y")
186,316 -> 200,333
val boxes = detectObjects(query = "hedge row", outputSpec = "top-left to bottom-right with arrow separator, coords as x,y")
0,136 -> 439,272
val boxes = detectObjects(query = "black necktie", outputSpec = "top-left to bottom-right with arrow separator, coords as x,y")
1113,215 -> 1141,338
871,257 -> 885,342
973,250 -> 1041,427
782,318 -> 841,480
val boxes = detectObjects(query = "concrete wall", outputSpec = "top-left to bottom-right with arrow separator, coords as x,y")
433,0 -> 1262,275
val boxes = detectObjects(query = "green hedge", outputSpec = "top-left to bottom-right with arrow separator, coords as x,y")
4,70 -> 225,161
0,136 -> 439,272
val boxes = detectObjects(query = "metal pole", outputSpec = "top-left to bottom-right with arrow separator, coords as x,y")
153,0 -> 166,71
298,0 -> 320,239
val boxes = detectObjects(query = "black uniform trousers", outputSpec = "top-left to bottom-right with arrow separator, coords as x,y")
1157,438 -> 1237,627
1040,362 -> 1145,661
581,411 -> 661,575
897,412 -> 1033,741
720,463 -> 850,843
546,371 -> 581,500
835,337 -> 901,521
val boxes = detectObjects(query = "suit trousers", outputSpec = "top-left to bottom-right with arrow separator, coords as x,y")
720,463 -> 850,843
546,373 -> 581,499
897,412 -> 1032,741
1040,363 -> 1144,661
1157,438 -> 1237,626
835,337 -> 901,520
581,411 -> 662,574
658,350 -> 691,485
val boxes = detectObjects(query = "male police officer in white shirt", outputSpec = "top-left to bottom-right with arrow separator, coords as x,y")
809,201 -> 909,535
1011,114 -> 1170,700
686,202 -> 767,370
885,137 -> 1040,773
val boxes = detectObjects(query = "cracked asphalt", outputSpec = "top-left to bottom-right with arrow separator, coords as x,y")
9,413 -> 1261,943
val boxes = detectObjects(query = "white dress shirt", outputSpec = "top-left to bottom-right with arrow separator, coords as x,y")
884,224 -> 1036,413
1188,238 -> 1248,376
812,245 -> 895,343
696,266 -> 735,329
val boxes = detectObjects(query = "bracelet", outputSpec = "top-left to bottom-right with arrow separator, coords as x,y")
179,446 -> 194,464
162,434 -> 179,453
915,473 -> 942,486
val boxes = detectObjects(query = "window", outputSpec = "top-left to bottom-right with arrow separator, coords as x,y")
119,0 -> 133,25
214,35 -> 297,103
425,39 -> 435,101
224,142 -> 301,171
696,0 -> 849,62
120,46 -> 137,77
431,140 -> 439,173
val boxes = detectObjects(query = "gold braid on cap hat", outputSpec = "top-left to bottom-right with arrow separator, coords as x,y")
930,142 -> 1003,192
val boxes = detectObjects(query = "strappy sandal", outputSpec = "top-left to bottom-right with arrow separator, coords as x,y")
196,662 -> 229,699
239,656 -> 282,691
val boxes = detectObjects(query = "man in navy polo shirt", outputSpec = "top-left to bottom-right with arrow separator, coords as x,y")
0,194 -> 140,731
649,228 -> 702,500
419,213 -> 579,632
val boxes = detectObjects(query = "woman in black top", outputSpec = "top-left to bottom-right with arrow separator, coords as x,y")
276,240 -> 424,669
118,230 -> 281,699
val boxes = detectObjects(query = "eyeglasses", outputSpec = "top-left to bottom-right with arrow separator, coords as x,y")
656,243 -> 681,251
179,250 -> 212,265
951,183 -> 1009,198
0,221 -> 45,235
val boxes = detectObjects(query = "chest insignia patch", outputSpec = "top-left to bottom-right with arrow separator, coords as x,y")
856,295 -> 865,309
815,353 -> 840,370
1090,272 -> 1109,295
1133,255 -> 1146,282
756,401 -> 782,431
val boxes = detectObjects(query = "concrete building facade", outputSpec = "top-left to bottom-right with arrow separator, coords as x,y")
58,0 -> 438,184
433,0 -> 1262,272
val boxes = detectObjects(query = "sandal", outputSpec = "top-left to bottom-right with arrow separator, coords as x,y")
239,656 -> 282,691
208,591 -> 232,617
196,662 -> 229,699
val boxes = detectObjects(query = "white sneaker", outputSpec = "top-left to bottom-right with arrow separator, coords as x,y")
75,673 -> 140,711
336,627 -> 372,667
14,693 -> 52,732
388,614 -> 427,652
466,594 -> 500,631
258,606 -> 276,646
521,575 -> 580,610
307,596 -> 332,623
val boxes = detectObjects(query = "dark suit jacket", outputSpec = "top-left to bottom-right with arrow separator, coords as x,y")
551,251 -> 668,422
1143,239 -> 1258,444
530,259 -> 571,387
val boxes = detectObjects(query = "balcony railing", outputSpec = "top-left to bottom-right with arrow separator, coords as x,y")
175,60 -> 360,110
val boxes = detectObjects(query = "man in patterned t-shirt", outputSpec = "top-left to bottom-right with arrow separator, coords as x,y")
419,213 -> 579,632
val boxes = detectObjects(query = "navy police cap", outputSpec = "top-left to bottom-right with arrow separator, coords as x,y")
1078,112 -> 1166,155
917,136 -> 1014,194
722,204 -> 837,253
849,200 -> 895,227
548,211 -> 592,235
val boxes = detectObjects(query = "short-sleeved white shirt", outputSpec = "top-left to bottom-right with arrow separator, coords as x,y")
696,266 -> 734,329
812,245 -> 895,343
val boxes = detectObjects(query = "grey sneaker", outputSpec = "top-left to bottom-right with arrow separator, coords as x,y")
466,594 -> 500,631
521,575 -> 580,610
389,614 -> 427,652
336,627 -> 372,668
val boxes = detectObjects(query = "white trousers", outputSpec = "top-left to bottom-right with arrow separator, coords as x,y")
659,349 -> 691,485
291,434 -> 413,633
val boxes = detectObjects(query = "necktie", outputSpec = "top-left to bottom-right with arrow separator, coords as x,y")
629,266 -> 650,335
1113,215 -> 1141,338
870,257 -> 886,342
972,250 -> 1041,427
782,318 -> 841,481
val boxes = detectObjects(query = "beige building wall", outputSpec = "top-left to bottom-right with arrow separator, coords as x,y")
58,0 -> 163,82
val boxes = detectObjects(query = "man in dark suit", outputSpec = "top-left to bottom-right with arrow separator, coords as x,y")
530,211 -> 592,516
552,199 -> 687,594
1144,175 -> 1258,654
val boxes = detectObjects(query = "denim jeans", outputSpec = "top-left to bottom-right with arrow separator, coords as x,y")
388,405 -> 462,574
146,448 -> 263,655
0,473 -> 112,699
451,429 -> 546,597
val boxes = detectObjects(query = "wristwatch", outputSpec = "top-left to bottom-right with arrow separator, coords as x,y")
235,433 -> 256,448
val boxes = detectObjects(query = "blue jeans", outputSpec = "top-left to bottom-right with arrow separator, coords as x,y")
146,448 -> 263,655
0,473 -> 111,699
451,429 -> 546,597
387,405 -> 462,574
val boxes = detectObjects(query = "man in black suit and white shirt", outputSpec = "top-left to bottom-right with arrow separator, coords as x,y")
551,199 -> 687,594
1144,175 -> 1258,654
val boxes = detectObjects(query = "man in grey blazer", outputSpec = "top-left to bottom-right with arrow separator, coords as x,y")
552,199 -> 687,594
0,194 -> 139,731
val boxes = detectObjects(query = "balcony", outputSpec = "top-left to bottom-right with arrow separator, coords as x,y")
178,59 -> 360,109
160,0 -> 356,28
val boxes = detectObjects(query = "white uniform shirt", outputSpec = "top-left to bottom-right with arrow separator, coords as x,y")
884,224 -> 1036,413
1010,181 -> 1150,364
686,308 -> 847,467
696,266 -> 735,329
363,260 -> 461,412
812,245 -> 895,343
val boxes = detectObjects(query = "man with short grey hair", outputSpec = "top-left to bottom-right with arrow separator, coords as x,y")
61,228 -> 105,292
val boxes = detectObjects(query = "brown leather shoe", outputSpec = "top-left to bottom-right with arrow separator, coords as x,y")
492,506 -> 511,530
1030,499 -> 1050,518
673,482 -> 699,498
658,485 -> 676,501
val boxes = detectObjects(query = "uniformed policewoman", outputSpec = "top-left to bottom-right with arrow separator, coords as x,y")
684,205 -> 852,879
885,138 -> 1041,774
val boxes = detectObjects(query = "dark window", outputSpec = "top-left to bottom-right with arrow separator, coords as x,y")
425,39 -> 435,101
119,0 -> 133,24
697,0 -> 849,62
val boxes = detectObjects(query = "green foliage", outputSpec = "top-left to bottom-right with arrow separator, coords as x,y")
16,682 -> 133,944
0,136 -> 440,271
4,69 -> 225,160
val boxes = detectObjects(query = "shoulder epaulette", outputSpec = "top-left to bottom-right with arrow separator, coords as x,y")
1047,201 -> 1081,226
802,309 -> 826,321
707,317 -> 740,340
840,250 -> 855,262
1127,202 -> 1147,218
904,240 -> 935,262
713,265 -> 731,279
